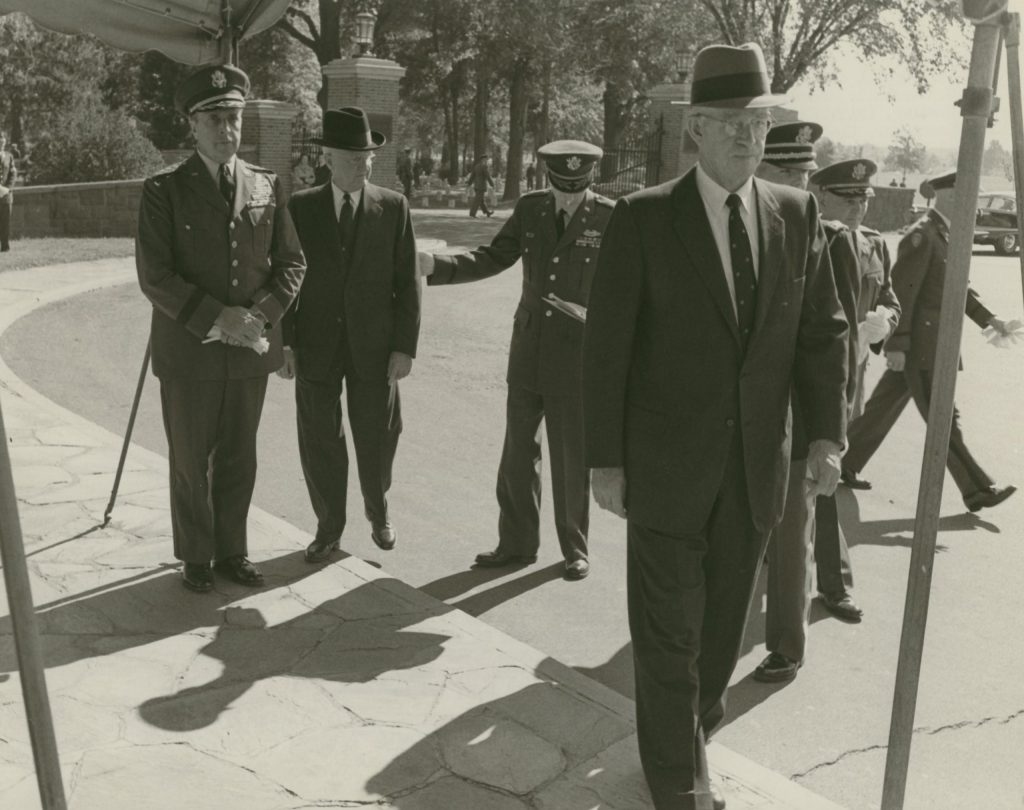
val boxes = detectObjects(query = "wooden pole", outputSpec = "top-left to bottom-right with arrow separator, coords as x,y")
0,396 -> 67,810
880,16 -> 1002,810
1001,12 -> 1024,309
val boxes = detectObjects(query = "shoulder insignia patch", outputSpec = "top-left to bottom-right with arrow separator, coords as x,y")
910,232 -> 923,248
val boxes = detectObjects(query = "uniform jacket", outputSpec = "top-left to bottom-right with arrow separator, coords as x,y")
429,188 -> 614,396
886,208 -> 992,370
283,181 -> 420,382
853,226 -> 900,349
470,162 -> 494,192
136,152 -> 305,380
582,170 -> 849,536
0,150 -> 15,203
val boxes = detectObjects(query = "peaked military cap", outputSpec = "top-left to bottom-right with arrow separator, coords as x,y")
811,158 -> 878,198
175,64 -> 250,116
537,140 -> 603,193
763,121 -> 822,170
927,169 -> 957,191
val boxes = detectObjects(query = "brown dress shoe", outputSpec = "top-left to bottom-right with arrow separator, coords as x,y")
305,534 -> 340,563
564,559 -> 590,580
474,549 -> 538,568
213,556 -> 264,587
753,651 -> 801,683
182,562 -> 213,593
818,591 -> 863,622
371,521 -> 396,550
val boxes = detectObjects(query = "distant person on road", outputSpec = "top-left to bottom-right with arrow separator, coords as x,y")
525,160 -> 536,190
582,43 -> 849,810
468,155 -> 495,218
135,65 -> 305,594
418,140 -> 611,581
842,170 -> 1017,513
397,146 -> 414,199
278,107 -> 420,563
0,132 -> 17,252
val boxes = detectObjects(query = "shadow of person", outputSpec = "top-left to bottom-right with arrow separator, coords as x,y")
0,549 -> 325,676
361,657 -> 650,809
419,564 -> 517,601
138,579 -> 450,732
448,563 -> 565,616
576,642 -> 635,699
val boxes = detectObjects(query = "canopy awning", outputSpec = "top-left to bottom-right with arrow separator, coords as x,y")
0,0 -> 291,65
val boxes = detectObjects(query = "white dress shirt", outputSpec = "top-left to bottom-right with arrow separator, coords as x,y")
331,183 -> 364,219
694,163 -> 760,318
196,150 -> 237,186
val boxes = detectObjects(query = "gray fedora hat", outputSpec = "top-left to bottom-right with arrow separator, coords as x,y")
690,42 -> 788,109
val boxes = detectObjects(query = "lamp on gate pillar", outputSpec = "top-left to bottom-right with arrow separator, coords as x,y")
354,9 -> 377,57
674,44 -> 694,84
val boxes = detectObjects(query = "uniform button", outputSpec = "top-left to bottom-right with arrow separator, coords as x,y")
585,258 -> 590,263
726,418 -> 735,428
231,279 -> 239,287
552,257 -> 560,263
336,317 -> 342,323
549,274 -> 556,280
232,259 -> 239,267
545,310 -> 552,317
231,241 -> 238,248
229,222 -> 235,230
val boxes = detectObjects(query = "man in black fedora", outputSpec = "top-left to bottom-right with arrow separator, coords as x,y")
582,43 -> 849,809
279,106 -> 420,560
136,64 -> 306,593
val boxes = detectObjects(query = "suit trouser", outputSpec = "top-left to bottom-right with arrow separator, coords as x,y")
0,200 -> 11,250
496,384 -> 589,562
159,376 -> 268,563
814,493 -> 855,597
627,434 -> 766,810
469,188 -> 492,217
844,367 -> 993,499
295,360 -> 401,541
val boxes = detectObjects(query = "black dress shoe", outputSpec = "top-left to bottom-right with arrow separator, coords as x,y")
213,556 -> 265,587
305,534 -> 340,563
474,549 -> 538,568
964,485 -> 1017,512
841,468 -> 872,490
753,651 -> 801,683
564,559 -> 590,580
818,591 -> 863,622
182,562 -> 213,593
371,521 -> 396,551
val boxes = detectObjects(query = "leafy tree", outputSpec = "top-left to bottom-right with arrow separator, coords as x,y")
29,98 -> 165,184
982,139 -> 1012,181
694,0 -> 967,93
884,127 -> 928,182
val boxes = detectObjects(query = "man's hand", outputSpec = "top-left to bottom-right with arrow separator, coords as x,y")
277,346 -> 297,379
592,467 -> 627,518
988,316 -> 1012,337
805,439 -> 842,498
215,306 -> 264,344
387,351 -> 413,384
885,350 -> 906,372
416,251 -> 435,278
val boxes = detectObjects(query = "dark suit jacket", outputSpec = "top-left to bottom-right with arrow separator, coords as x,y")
428,188 -> 614,395
582,170 -> 849,536
886,209 -> 992,370
284,181 -> 420,382
136,152 -> 306,380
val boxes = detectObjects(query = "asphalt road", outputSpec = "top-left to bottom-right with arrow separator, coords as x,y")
4,220 -> 1023,810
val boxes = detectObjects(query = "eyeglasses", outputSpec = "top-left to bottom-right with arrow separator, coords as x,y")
699,113 -> 774,137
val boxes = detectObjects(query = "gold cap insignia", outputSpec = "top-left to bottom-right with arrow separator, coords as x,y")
211,70 -> 227,89
566,156 -> 582,171
796,126 -> 813,144
852,162 -> 867,180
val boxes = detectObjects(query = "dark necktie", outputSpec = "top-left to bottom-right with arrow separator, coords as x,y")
556,208 -> 568,239
726,193 -> 757,346
337,192 -> 354,249
218,163 -> 234,206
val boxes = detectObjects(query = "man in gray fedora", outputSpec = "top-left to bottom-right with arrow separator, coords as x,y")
582,43 -> 849,809
279,107 -> 420,561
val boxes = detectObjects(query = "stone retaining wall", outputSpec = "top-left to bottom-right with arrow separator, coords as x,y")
9,179 -> 143,239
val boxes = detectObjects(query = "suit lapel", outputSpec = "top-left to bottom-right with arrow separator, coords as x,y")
181,152 -> 229,214
672,171 -> 741,347
752,178 -> 784,336
351,182 -> 383,273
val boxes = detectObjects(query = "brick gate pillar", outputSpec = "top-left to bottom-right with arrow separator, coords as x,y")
241,100 -> 299,197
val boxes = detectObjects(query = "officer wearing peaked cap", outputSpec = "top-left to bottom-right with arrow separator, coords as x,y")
418,140 -> 611,581
843,168 -> 1017,513
136,63 -> 305,594
755,120 -> 822,189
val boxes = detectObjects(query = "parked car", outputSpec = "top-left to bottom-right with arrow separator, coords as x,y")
974,191 -> 1020,255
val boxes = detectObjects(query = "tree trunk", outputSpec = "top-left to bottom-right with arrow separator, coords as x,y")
600,80 -> 631,182
504,59 -> 529,202
472,57 -> 490,163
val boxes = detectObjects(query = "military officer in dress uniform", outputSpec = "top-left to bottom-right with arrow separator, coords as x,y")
136,64 -> 306,593
418,140 -> 611,580
842,170 -> 1016,511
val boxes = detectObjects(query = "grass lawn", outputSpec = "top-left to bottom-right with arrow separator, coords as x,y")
0,238 -> 134,272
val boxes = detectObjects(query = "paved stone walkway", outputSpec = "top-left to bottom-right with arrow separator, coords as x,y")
0,260 -> 845,809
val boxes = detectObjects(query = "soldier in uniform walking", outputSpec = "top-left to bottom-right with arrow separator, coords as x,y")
418,140 -> 611,580
135,64 -> 306,593
842,170 -> 1016,512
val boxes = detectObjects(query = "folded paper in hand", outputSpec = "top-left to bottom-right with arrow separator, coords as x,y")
203,326 -> 270,355
544,294 -> 587,323
982,318 -> 1024,348
857,308 -> 891,362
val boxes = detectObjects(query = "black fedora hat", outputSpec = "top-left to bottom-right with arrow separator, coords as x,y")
690,42 -> 788,109
314,107 -> 386,151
